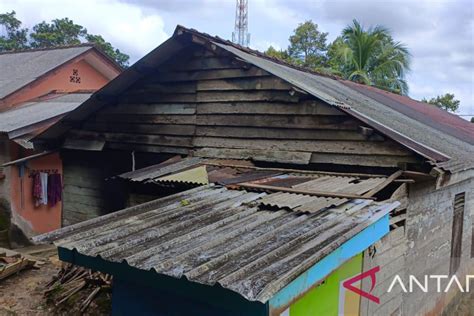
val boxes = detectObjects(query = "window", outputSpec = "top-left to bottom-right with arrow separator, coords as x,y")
450,192 -> 465,275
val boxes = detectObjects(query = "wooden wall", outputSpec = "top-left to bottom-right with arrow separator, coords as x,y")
61,150 -> 130,226
67,45 -> 420,168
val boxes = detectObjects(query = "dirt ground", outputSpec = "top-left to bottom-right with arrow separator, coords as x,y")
0,256 -> 60,315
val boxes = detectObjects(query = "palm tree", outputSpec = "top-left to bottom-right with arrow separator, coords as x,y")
328,20 -> 411,95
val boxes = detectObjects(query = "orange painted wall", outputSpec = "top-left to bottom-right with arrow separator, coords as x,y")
4,56 -> 111,107
10,145 -> 62,234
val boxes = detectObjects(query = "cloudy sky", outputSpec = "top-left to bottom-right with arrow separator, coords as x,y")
1,0 -> 473,119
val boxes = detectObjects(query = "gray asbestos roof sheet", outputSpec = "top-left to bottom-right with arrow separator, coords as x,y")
0,46 -> 92,99
0,93 -> 91,134
34,185 -> 397,302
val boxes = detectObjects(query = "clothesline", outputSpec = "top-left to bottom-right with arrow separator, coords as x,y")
32,171 -> 62,207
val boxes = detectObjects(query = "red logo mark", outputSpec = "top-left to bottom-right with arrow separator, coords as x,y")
343,266 -> 380,304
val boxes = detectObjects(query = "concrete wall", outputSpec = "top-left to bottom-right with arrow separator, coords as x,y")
403,176 -> 473,315
361,175 -> 473,316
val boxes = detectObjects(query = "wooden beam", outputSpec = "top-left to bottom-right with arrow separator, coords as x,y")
236,183 -> 376,200
362,170 -> 403,197
203,161 -> 386,178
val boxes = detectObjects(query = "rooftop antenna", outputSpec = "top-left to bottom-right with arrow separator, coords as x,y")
232,0 -> 250,46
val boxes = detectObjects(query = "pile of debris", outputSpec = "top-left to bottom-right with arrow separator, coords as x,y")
44,264 -> 112,313
0,250 -> 36,280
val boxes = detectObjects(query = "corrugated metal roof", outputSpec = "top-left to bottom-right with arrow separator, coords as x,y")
116,157 -> 281,186
258,175 -> 386,213
34,185 -> 397,303
0,45 -> 93,99
0,93 -> 91,136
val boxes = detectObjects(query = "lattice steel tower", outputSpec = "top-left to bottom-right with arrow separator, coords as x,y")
232,0 -> 250,46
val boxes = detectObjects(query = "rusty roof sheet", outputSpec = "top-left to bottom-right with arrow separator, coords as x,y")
258,175 -> 386,213
34,185 -> 397,303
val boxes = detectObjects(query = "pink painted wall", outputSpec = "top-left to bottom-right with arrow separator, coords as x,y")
2,55 -> 113,108
5,51 -> 120,235
10,146 -> 63,234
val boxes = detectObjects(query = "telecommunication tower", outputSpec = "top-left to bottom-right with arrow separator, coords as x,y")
232,0 -> 250,46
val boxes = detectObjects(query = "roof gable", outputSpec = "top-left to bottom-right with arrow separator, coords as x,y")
0,45 -> 121,101
34,26 -> 474,172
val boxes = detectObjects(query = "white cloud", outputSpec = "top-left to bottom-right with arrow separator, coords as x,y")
0,0 -> 169,61
1,0 -> 472,118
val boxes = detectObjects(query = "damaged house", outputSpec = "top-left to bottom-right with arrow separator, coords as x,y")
30,26 -> 473,315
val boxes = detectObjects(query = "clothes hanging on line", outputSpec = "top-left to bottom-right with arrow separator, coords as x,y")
39,172 -> 48,205
33,172 -> 42,207
47,173 -> 62,207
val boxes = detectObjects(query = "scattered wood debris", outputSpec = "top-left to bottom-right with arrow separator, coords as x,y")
44,264 -> 112,313
0,251 -> 36,281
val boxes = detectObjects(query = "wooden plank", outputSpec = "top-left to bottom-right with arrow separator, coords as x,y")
195,126 -> 372,141
121,93 -> 196,104
237,183 -> 375,200
363,170 -> 403,197
123,90 -> 300,104
153,67 -> 270,82
193,137 -> 412,156
310,153 -> 419,167
193,147 -> 311,164
83,122 -> 196,136
203,161 -> 386,178
68,129 -> 193,148
93,114 -> 196,125
196,77 -> 292,91
174,57 -> 242,71
103,132 -> 193,148
105,103 -> 196,115
196,101 -> 344,115
196,91 -> 300,103
195,114 -> 359,130
140,82 -> 197,94
107,142 -> 189,155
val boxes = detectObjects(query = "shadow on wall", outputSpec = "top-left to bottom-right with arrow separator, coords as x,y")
0,198 -> 10,248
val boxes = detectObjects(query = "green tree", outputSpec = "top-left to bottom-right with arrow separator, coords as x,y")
288,20 -> 328,69
0,12 -> 129,67
470,117 -> 474,123
328,20 -> 411,95
0,11 -> 28,51
85,34 -> 129,68
264,45 -> 292,63
30,18 -> 87,48
422,93 -> 460,113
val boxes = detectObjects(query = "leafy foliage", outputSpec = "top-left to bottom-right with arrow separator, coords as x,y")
265,19 -> 411,95
30,18 -> 87,48
470,117 -> 474,123
328,20 -> 411,95
0,12 -> 129,67
422,93 -> 460,113
264,45 -> 292,62
85,34 -> 129,68
288,21 -> 328,69
0,11 -> 28,51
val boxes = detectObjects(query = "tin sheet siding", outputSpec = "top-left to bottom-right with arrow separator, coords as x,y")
66,45 -> 418,168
